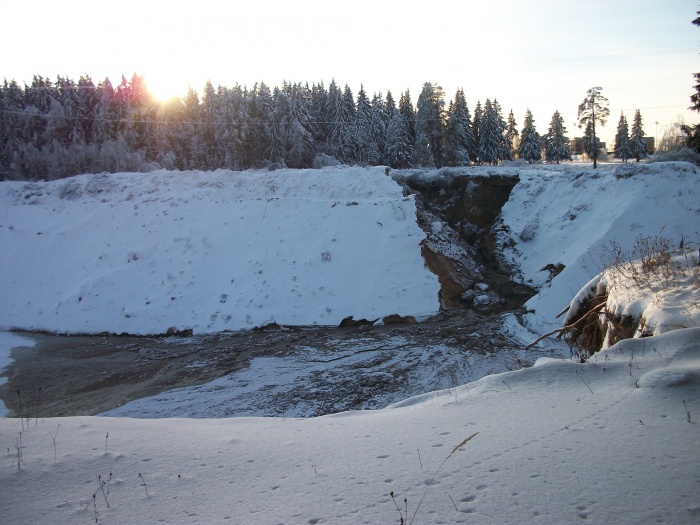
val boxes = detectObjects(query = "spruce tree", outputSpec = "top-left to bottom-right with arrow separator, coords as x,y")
444,88 -> 474,166
613,113 -> 632,162
471,100 -> 482,163
505,110 -> 519,159
519,109 -> 541,164
629,109 -> 648,162
386,111 -> 412,168
398,90 -> 416,145
545,110 -> 571,164
415,82 -> 446,168
581,119 -> 602,161
479,99 -> 501,165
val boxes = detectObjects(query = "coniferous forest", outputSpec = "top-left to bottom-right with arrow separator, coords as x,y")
0,73 -> 641,181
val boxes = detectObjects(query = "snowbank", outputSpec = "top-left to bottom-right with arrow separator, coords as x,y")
0,167 -> 440,334
496,162 -> 700,334
562,249 -> 700,352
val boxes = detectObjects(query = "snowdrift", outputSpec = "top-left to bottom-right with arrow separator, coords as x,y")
0,167 -> 440,334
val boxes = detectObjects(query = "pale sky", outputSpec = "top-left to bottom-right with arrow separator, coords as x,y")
4,0 -> 699,145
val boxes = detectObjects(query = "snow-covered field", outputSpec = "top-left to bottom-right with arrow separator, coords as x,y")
0,166 -> 439,334
1,162 -> 699,523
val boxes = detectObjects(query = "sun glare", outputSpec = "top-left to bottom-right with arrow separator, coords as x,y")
145,76 -> 183,103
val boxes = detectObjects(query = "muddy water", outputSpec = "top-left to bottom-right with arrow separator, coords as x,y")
0,309 -> 563,418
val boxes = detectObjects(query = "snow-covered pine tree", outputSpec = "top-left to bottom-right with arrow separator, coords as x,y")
248,82 -> 274,168
77,76 -> 100,146
369,92 -> 387,165
479,99 -> 501,165
544,110 -> 571,164
415,82 -> 446,168
505,109 -> 519,160
284,83 -> 315,168
398,90 -> 416,146
471,100 -> 482,163
629,109 -> 648,162
444,88 -> 474,166
519,109 -> 541,163
337,84 -> 356,163
310,81 -> 330,150
613,113 -> 632,163
351,85 -> 374,165
582,119 -> 602,162
325,79 -> 343,158
385,110 -> 413,168
493,100 -> 510,162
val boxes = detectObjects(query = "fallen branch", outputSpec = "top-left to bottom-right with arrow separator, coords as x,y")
526,301 -> 607,349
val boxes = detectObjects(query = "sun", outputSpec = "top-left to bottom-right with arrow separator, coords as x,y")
144,75 -> 183,103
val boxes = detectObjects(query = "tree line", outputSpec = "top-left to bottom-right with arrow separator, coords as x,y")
0,75 -> 647,180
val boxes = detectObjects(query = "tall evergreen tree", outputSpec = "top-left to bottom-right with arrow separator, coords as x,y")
284,83 -> 315,168
629,109 -> 648,162
492,99 -> 510,162
415,82 -> 446,168
613,113 -> 632,163
471,100 -> 482,163
581,119 -> 602,161
505,110 -> 519,160
385,111 -> 413,168
479,99 -> 501,165
398,89 -> 416,146
682,12 -> 700,151
369,92 -> 388,164
519,109 -> 541,163
337,84 -> 356,163
544,110 -> 571,164
577,86 -> 609,168
444,88 -> 475,166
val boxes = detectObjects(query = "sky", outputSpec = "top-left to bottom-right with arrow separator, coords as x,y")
3,0 -> 700,146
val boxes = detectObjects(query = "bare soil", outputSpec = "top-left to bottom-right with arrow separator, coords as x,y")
0,307 -> 541,418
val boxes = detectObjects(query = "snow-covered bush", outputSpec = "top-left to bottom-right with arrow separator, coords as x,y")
560,235 -> 699,357
649,147 -> 700,165
312,153 -> 342,169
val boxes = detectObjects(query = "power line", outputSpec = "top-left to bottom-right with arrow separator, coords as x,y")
528,48 -> 698,64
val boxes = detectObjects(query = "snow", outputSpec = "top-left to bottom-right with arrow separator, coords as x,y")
0,167 -> 440,334
2,162 -> 700,523
496,161 -> 700,335
1,325 -> 698,524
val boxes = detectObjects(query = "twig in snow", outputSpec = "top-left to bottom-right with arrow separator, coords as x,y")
138,473 -> 149,496
17,390 -> 24,431
449,494 -> 458,511
44,422 -> 60,463
409,433 -> 478,525
683,400 -> 691,422
576,370 -> 594,394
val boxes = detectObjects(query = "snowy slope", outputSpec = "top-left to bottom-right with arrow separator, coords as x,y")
0,167 -> 440,334
496,162 -> 700,334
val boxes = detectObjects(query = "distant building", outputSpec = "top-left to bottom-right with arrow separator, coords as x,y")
570,137 -> 655,155
571,137 -> 606,156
